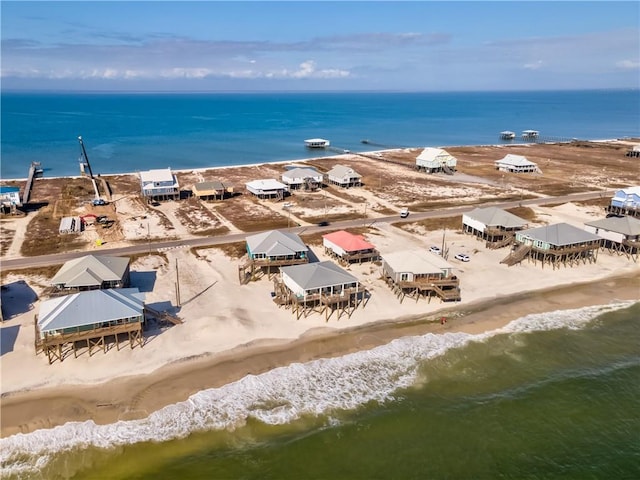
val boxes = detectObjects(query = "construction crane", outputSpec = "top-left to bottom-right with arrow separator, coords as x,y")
78,136 -> 103,204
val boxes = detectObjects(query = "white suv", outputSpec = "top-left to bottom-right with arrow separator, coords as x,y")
400,208 -> 409,218
429,246 -> 442,255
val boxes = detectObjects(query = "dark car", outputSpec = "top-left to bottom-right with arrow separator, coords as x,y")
317,221 -> 330,227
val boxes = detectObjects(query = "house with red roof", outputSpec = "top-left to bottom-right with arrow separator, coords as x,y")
322,230 -> 379,265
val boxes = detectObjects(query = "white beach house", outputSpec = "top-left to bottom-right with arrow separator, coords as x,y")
494,154 -> 541,173
245,179 -> 289,199
281,167 -> 324,190
415,148 -> 457,173
326,165 -> 362,188
139,168 -> 180,201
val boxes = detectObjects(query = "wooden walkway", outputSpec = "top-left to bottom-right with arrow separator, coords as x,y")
22,161 -> 43,204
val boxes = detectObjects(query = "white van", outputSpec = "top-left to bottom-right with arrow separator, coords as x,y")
400,207 -> 409,218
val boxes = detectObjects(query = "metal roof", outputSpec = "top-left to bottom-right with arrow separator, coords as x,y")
382,250 -> 453,274
282,167 -> 322,180
38,288 -> 144,332
464,207 -> 529,228
246,230 -> 308,256
50,255 -> 130,287
416,147 -> 456,162
495,154 -> 537,167
193,181 -> 225,192
281,261 -> 357,290
139,168 -> 175,183
585,216 -> 640,236
245,179 -> 288,191
327,164 -> 361,179
323,230 -> 375,252
519,223 -> 601,246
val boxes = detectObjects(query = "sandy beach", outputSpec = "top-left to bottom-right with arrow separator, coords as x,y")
1,142 -> 639,439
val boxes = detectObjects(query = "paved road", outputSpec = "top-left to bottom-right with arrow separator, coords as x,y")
1,190 -> 613,270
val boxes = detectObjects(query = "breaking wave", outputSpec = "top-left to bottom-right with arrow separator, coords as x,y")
1,301 -> 634,478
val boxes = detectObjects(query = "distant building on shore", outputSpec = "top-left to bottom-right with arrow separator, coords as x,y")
326,165 -> 362,188
140,168 -> 180,202
462,207 -> 529,249
494,154 -> 541,174
584,216 -> 640,261
281,167 -> 323,191
625,145 -> 640,157
415,148 -> 457,174
192,180 -> 233,201
245,179 -> 288,200
0,185 -> 21,208
502,223 -> 602,268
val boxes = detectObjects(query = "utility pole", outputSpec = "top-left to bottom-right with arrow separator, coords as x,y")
175,258 -> 181,307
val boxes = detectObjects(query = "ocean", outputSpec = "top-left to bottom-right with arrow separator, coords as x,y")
1,89 -> 639,180
2,301 -> 639,479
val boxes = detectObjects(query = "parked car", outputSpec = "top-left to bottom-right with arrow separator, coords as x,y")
454,253 -> 470,262
317,221 -> 330,227
92,198 -> 107,206
400,207 -> 409,218
429,246 -> 442,255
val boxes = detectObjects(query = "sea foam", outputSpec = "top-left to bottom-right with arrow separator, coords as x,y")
1,301 -> 635,478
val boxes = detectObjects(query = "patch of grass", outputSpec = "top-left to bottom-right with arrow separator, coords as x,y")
21,206 -> 86,256
208,241 -> 247,259
1,264 -> 61,282
505,206 -> 538,223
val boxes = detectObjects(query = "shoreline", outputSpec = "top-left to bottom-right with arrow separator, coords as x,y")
2,271 -> 638,438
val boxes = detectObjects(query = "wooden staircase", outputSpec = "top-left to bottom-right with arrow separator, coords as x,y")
144,305 -> 182,325
500,244 -> 532,266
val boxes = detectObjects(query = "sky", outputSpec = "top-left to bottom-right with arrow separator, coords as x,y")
1,1 -> 639,92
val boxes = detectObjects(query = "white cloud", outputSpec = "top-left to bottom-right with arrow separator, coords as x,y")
523,60 -> 543,70
616,59 -> 640,70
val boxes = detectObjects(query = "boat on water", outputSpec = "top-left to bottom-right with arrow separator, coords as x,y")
500,131 -> 516,140
521,130 -> 540,140
304,138 -> 330,148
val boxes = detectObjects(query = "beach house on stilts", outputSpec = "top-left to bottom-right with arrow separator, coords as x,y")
501,223 -> 602,269
139,168 -> 180,202
415,148 -> 457,174
48,255 -> 131,295
239,230 -> 309,283
494,154 -> 541,174
281,167 -> 324,191
34,288 -> 145,364
322,230 -> 379,266
245,179 -> 289,200
192,180 -> 233,201
584,215 -> 640,262
606,186 -> 640,218
272,261 -> 366,321
326,165 -> 362,188
381,250 -> 461,303
462,207 -> 529,249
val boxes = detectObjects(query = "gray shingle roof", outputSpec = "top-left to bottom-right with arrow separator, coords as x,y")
50,255 -> 130,287
281,261 -> 357,290
584,216 -> 640,236
465,207 -> 528,228
519,223 -> 601,246
246,230 -> 308,257
38,288 -> 144,332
